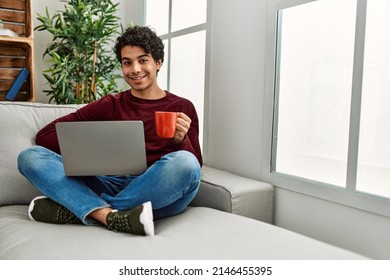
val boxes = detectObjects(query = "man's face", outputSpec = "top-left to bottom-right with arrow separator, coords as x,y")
121,45 -> 162,93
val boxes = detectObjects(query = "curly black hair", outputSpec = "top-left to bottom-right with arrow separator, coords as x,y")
114,25 -> 164,63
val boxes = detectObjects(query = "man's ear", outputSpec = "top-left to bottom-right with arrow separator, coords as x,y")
156,59 -> 163,70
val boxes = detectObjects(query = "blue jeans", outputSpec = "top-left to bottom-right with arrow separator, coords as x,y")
18,146 -> 201,225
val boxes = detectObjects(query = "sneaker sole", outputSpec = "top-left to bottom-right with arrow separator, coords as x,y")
28,195 -> 47,221
140,201 -> 154,236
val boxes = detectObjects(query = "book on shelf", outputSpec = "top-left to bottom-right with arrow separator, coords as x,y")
5,68 -> 30,101
0,28 -> 19,37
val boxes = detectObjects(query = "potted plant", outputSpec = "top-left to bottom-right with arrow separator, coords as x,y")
35,0 -> 122,104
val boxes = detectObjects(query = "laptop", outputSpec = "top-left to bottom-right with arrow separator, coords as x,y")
56,121 -> 147,176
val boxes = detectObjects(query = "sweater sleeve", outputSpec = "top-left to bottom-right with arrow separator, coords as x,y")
176,103 -> 203,166
35,112 -> 80,154
184,128 -> 202,166
35,98 -> 108,153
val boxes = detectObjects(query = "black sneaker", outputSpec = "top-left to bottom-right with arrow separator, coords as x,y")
28,196 -> 82,224
106,201 -> 154,236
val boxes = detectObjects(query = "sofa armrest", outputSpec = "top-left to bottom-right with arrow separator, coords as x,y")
190,166 -> 274,223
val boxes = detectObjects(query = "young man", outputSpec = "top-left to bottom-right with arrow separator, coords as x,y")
17,26 -> 202,236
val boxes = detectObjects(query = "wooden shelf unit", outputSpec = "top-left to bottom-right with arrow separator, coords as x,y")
0,0 -> 34,102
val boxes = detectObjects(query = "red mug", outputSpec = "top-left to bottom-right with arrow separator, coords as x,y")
155,111 -> 179,138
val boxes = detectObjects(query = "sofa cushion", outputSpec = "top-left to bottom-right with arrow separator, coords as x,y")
0,102 -> 79,206
192,166 -> 273,223
0,205 -> 366,260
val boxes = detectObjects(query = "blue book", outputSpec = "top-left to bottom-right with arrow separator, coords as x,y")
5,68 -> 30,101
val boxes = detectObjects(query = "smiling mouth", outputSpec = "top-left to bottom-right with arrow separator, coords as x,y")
130,75 -> 146,81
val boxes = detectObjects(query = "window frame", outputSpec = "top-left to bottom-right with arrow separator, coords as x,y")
262,0 -> 390,217
142,0 -> 211,151
142,0 -> 209,89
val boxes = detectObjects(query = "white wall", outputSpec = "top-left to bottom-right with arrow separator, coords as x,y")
206,0 -> 390,259
274,188 -> 390,259
32,0 -> 143,103
205,0 -> 266,179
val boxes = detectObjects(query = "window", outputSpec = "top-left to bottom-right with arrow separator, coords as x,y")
144,0 -> 208,146
263,0 -> 390,217
357,0 -> 390,199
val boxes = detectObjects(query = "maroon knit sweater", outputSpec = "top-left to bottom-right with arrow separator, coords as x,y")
35,90 -> 203,167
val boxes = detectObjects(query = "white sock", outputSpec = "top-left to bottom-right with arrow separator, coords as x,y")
140,201 -> 154,236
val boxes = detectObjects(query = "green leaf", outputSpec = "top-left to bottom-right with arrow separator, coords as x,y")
36,0 -> 122,104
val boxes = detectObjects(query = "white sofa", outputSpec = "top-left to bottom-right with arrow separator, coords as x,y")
0,102 -> 366,259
